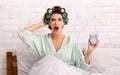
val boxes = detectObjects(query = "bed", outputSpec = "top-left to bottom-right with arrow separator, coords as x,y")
6,52 -> 18,75
6,50 -> 87,75
6,48 -> 120,75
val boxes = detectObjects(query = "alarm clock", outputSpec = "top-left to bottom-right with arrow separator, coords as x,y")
89,32 -> 99,45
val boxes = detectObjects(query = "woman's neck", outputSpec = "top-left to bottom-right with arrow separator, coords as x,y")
51,33 -> 64,40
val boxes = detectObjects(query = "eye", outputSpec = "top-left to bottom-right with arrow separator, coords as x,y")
51,18 -> 55,21
58,18 -> 62,21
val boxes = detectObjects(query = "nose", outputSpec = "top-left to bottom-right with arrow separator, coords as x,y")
55,20 -> 59,25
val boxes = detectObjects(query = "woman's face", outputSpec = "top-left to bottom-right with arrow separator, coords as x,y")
49,13 -> 64,34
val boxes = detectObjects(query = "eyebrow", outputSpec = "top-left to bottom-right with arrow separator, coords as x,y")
51,18 -> 62,20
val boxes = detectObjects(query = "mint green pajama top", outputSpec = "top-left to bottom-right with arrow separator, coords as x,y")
18,29 -> 91,70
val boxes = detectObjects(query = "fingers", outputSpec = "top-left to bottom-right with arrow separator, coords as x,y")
88,42 -> 98,50
88,38 -> 98,46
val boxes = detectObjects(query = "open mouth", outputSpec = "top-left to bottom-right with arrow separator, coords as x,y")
54,26 -> 59,30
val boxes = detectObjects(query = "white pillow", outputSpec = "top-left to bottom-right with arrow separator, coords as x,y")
15,48 -> 40,75
89,48 -> 120,75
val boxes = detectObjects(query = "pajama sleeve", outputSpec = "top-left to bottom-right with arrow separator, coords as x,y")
18,29 -> 42,54
73,43 -> 91,70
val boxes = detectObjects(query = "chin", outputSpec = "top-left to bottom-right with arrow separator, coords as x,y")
52,31 -> 61,35
52,32 -> 59,35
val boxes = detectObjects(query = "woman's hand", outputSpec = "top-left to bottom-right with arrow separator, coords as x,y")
39,16 -> 46,27
24,16 -> 46,32
87,39 -> 98,54
85,39 -> 98,64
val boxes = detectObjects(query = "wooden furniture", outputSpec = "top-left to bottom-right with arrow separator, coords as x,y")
6,52 -> 18,75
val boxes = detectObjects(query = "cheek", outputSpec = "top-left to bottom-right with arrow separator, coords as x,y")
61,22 -> 64,26
49,22 -> 54,26
60,24 -> 64,29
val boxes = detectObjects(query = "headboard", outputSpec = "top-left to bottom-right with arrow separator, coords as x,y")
6,52 -> 18,75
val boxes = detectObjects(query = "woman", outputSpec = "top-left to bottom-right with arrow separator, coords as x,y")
18,6 -> 98,75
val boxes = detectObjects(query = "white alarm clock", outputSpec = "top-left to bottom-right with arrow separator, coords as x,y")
89,32 -> 99,45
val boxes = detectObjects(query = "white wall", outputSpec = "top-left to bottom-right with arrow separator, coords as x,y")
0,0 -> 120,75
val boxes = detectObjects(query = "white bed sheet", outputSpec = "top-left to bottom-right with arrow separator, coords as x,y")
15,48 -> 120,75
28,55 -> 113,75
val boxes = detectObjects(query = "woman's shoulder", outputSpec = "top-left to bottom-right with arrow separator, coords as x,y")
37,33 -> 49,39
67,36 -> 82,48
65,35 -> 77,45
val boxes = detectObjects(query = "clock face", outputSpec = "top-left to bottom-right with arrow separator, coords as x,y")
90,37 -> 98,45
